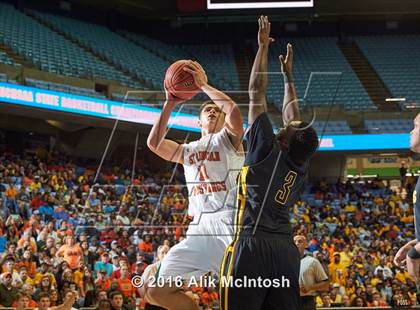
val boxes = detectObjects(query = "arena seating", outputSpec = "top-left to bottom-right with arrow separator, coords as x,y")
253,38 -> 376,111
365,118 -> 412,133
0,51 -> 20,67
0,72 -> 17,84
25,78 -> 106,98
0,6 -> 380,112
31,11 -> 169,90
122,31 -> 241,92
355,35 -> 420,103
0,3 -> 138,88
312,120 -> 353,135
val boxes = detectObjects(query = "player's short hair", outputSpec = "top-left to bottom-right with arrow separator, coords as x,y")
198,101 -> 225,117
287,122 -> 319,164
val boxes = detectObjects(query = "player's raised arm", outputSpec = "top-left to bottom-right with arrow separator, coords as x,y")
280,43 -> 300,125
183,62 -> 243,149
248,15 -> 274,127
146,89 -> 185,164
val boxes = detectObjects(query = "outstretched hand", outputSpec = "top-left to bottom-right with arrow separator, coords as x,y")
280,43 -> 294,80
258,15 -> 274,47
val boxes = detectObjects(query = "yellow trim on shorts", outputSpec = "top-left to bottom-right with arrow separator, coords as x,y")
221,166 -> 249,310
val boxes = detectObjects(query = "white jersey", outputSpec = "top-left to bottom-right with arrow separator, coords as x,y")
183,128 -> 244,217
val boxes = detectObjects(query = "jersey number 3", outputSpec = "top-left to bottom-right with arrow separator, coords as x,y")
275,171 -> 297,205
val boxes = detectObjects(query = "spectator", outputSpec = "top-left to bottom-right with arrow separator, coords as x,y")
95,289 -> 108,306
369,291 -> 388,307
95,270 -> 111,291
109,290 -> 125,310
56,236 -> 83,270
352,296 -> 368,307
94,253 -> 113,277
14,292 -> 31,310
294,235 -> 329,310
110,259 -> 130,281
98,299 -> 112,310
328,253 -> 346,286
0,272 -> 19,306
34,262 -> 56,286
33,275 -> 53,301
316,292 -> 331,307
341,295 -> 351,307
117,265 -> 135,298
329,283 -> 342,305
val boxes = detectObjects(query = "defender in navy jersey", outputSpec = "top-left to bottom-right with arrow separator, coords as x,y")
219,16 -> 319,310
394,113 -> 420,281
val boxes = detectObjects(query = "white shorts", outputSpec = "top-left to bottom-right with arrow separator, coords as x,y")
158,210 -> 234,281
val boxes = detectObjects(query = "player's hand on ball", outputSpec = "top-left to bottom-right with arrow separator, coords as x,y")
183,61 -> 208,88
257,15 -> 274,46
280,43 -> 294,80
164,84 -> 186,106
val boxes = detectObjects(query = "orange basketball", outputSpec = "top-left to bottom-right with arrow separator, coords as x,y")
164,60 -> 200,100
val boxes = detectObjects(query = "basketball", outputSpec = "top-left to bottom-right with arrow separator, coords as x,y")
164,60 -> 200,100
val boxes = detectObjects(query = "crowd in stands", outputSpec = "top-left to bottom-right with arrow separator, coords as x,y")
0,136 -> 418,309
0,146 -> 209,309
294,177 -> 419,307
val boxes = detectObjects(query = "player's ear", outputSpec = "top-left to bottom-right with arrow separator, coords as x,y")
198,120 -> 202,128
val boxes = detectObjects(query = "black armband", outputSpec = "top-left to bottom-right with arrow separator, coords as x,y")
407,247 -> 420,259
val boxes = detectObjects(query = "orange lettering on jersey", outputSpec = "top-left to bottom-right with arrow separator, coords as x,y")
190,181 -> 227,196
199,164 -> 210,181
188,151 -> 221,165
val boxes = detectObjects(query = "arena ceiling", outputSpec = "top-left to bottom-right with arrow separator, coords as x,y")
66,0 -> 420,20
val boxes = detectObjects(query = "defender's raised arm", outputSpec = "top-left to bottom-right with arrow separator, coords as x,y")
280,43 -> 300,125
248,15 -> 274,127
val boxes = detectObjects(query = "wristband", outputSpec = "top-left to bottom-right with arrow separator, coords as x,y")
284,73 -> 294,84
407,247 -> 420,259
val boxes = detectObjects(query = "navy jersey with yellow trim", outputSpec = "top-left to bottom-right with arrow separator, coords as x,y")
238,112 -> 309,235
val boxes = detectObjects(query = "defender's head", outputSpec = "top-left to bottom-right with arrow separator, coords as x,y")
410,114 -> 420,153
198,101 -> 225,135
277,121 -> 319,164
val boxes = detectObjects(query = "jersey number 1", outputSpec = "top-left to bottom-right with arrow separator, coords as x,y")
275,171 -> 297,205
198,164 -> 210,181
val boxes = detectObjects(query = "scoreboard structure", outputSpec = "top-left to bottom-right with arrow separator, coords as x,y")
207,0 -> 314,9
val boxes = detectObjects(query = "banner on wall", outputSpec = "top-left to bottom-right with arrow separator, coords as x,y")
0,82 -> 410,152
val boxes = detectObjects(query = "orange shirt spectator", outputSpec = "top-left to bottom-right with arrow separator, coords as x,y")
5,186 -> 17,199
117,266 -> 135,297
118,277 -> 135,297
56,236 -> 83,270
95,271 -> 111,291
139,235 -> 153,253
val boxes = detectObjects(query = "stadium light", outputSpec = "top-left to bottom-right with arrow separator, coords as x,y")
385,98 -> 406,102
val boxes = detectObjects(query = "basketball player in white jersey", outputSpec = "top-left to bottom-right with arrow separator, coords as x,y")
146,60 -> 244,310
